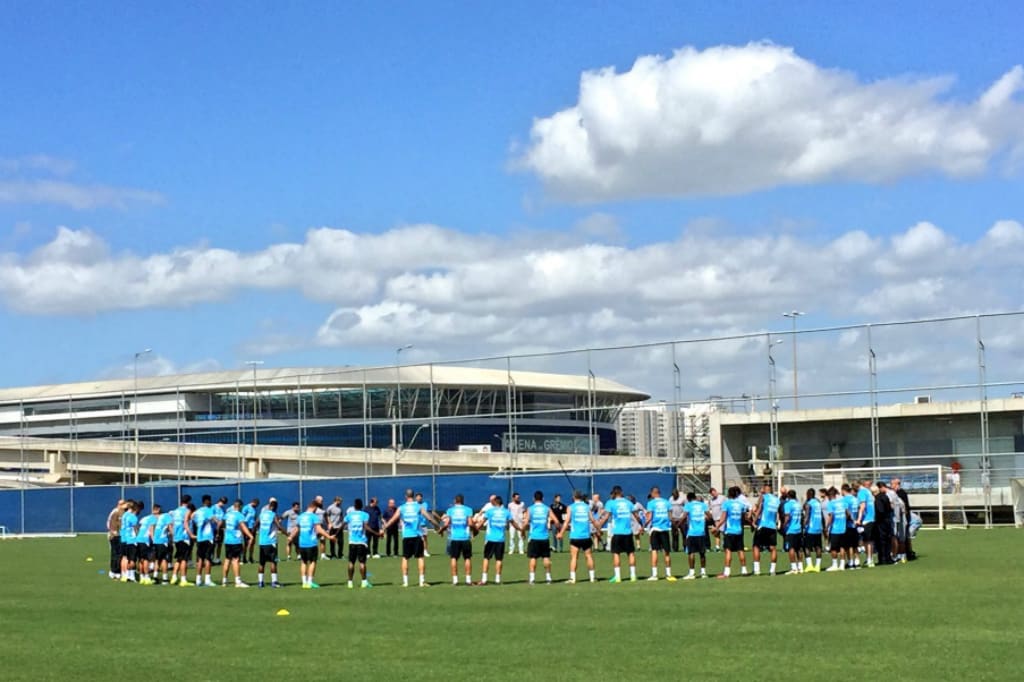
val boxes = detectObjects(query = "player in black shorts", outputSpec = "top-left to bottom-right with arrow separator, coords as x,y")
558,489 -> 599,584
595,486 -> 641,583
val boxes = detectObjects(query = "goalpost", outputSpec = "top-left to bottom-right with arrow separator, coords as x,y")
774,464 -> 969,529
1011,479 -> 1024,528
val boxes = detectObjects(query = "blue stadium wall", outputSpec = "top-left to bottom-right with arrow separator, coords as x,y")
0,469 -> 675,535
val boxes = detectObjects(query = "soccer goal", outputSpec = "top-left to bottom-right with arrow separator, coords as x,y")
774,464 -> 971,529
1011,478 -> 1024,528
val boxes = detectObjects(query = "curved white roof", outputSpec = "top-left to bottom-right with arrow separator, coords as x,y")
0,365 -> 650,405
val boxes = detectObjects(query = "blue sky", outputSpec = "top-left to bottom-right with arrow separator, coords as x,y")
1,2 -> 1022,402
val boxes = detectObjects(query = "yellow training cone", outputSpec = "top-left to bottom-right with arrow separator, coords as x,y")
276,609 -> 290,617
85,557 -> 94,562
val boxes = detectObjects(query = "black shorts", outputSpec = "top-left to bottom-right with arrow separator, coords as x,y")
569,538 -> 593,551
686,535 -> 707,555
225,544 -> 243,560
844,528 -> 859,549
123,544 -> 138,562
724,533 -> 745,552
754,528 -> 777,549
803,532 -> 822,549
196,541 -> 214,562
527,539 -> 551,559
402,537 -> 425,559
154,544 -> 170,562
259,545 -> 278,566
784,534 -> 803,552
861,522 -> 875,542
650,530 -> 671,553
483,541 -> 506,560
829,535 -> 845,553
448,540 -> 473,560
215,527 -> 224,543
348,544 -> 369,563
174,541 -> 192,562
140,544 -> 155,561
329,526 -> 342,538
610,535 -> 635,555
299,546 -> 318,563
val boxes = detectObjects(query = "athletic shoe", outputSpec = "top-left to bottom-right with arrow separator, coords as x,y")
682,574 -> 696,580
271,582 -> 281,588
608,575 -> 620,584
419,583 -> 430,588
179,580 -> 194,587
629,575 -> 637,582
119,576 -> 128,583
423,551 -> 431,557
309,582 -> 320,589
301,584 -> 311,590
715,573 -> 728,579
665,575 -> 678,582
825,566 -> 840,572
235,582 -> 249,588
646,576 -> 658,581
361,582 -> 372,589
565,579 -> 576,584
372,554 -> 381,559
347,583 -> 354,590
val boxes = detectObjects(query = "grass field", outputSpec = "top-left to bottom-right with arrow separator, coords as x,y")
1,530 -> 1022,681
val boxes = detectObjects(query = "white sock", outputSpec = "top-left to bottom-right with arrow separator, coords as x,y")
805,557 -> 812,567
741,566 -> 748,575
700,567 -> 707,576
569,571 -> 576,582
651,567 -> 658,578
403,575 -> 409,586
452,576 -> 458,585
259,574 -> 265,585
545,571 -> 551,582
614,567 -> 621,579
724,566 -> 731,576
769,562 -> 776,574
529,571 -> 535,584
588,569 -> 595,582
235,577 -> 242,584
271,572 -> 278,583
753,561 -> 760,574
419,573 -> 425,586
687,568 -> 695,577
629,566 -> 636,579
496,574 -> 501,584
816,557 -> 822,568
665,567 -> 672,577
465,575 -> 472,585
481,572 -> 488,584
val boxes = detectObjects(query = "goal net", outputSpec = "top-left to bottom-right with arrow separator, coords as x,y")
1012,478 -> 1024,528
775,464 -> 969,529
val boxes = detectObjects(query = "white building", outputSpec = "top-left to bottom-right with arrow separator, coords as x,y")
617,402 -> 717,459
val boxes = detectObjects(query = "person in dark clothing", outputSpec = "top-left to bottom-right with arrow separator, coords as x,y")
365,497 -> 383,558
874,481 -> 894,565
382,498 -> 400,557
550,494 -> 567,552
892,478 -> 917,560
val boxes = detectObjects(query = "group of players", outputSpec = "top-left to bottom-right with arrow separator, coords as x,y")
105,478 -> 914,589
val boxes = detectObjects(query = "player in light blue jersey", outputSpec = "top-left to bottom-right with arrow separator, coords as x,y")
780,490 -> 804,575
135,501 -> 156,585
855,480 -> 876,568
558,489 -> 599,583
170,495 -> 196,587
193,495 -> 220,587
151,503 -> 173,584
118,500 -> 140,582
596,486 -> 642,583
220,499 -> 254,587
644,487 -> 676,581
257,499 -> 284,588
825,488 -> 852,571
382,489 -> 440,587
415,492 -> 436,558
524,491 -> 559,585
476,495 -> 520,585
440,494 -> 477,586
801,489 -> 824,572
713,487 -> 750,578
289,500 -> 331,588
682,492 -> 711,579
242,498 -> 259,564
751,483 -> 781,576
344,498 -> 378,589
841,484 -> 860,569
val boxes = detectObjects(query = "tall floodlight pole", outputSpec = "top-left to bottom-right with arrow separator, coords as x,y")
395,345 -> 412,451
244,360 -> 264,478
782,311 -> 804,409
767,336 -> 783,468
133,348 -> 152,485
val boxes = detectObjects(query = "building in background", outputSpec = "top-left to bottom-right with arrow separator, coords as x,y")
616,401 -> 719,460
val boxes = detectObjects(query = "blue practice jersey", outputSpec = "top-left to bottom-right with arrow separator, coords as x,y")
296,510 -> 320,548
258,508 -> 278,546
721,498 -> 748,535
684,500 -> 708,536
171,505 -> 190,543
445,504 -> 473,542
398,501 -> 423,539
120,511 -> 138,544
806,498 -> 823,534
194,506 -> 215,543
568,501 -> 592,540
757,493 -> 781,530
345,510 -> 370,545
646,497 -> 672,532
527,502 -> 551,541
484,506 -> 510,543
606,497 -> 634,536
857,487 -> 875,523
242,504 -> 257,528
135,514 -> 155,545
783,499 -> 802,535
223,508 -> 245,545
153,512 -> 173,546
828,499 -> 848,534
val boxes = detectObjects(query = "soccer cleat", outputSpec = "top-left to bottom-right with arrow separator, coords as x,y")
271,582 -> 281,588
608,575 -> 620,584
309,582 -> 320,589
179,580 -> 194,587
825,566 -> 840,572
348,583 -> 354,590
682,574 -> 696,580
361,581 -> 372,589
302,584 -> 311,590
647,576 -> 658,581
665,575 -> 678,582
119,576 -> 129,583
419,583 -> 430,588
235,582 -> 249,588
565,579 -> 576,584
629,575 -> 637,582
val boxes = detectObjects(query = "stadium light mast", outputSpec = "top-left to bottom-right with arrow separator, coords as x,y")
133,348 -> 152,485
767,336 -> 784,466
244,360 -> 264,476
395,345 -> 412,451
782,310 -> 804,409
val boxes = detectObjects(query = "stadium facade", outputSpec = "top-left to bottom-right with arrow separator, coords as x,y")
0,365 -> 649,462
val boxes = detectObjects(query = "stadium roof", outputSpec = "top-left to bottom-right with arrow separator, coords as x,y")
0,365 -> 650,405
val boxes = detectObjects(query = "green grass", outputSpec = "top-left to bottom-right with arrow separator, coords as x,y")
1,530 -> 1022,680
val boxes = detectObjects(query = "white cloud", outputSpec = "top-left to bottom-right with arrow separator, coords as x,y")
517,43 -> 1024,201
0,154 -> 76,176
0,154 -> 164,209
